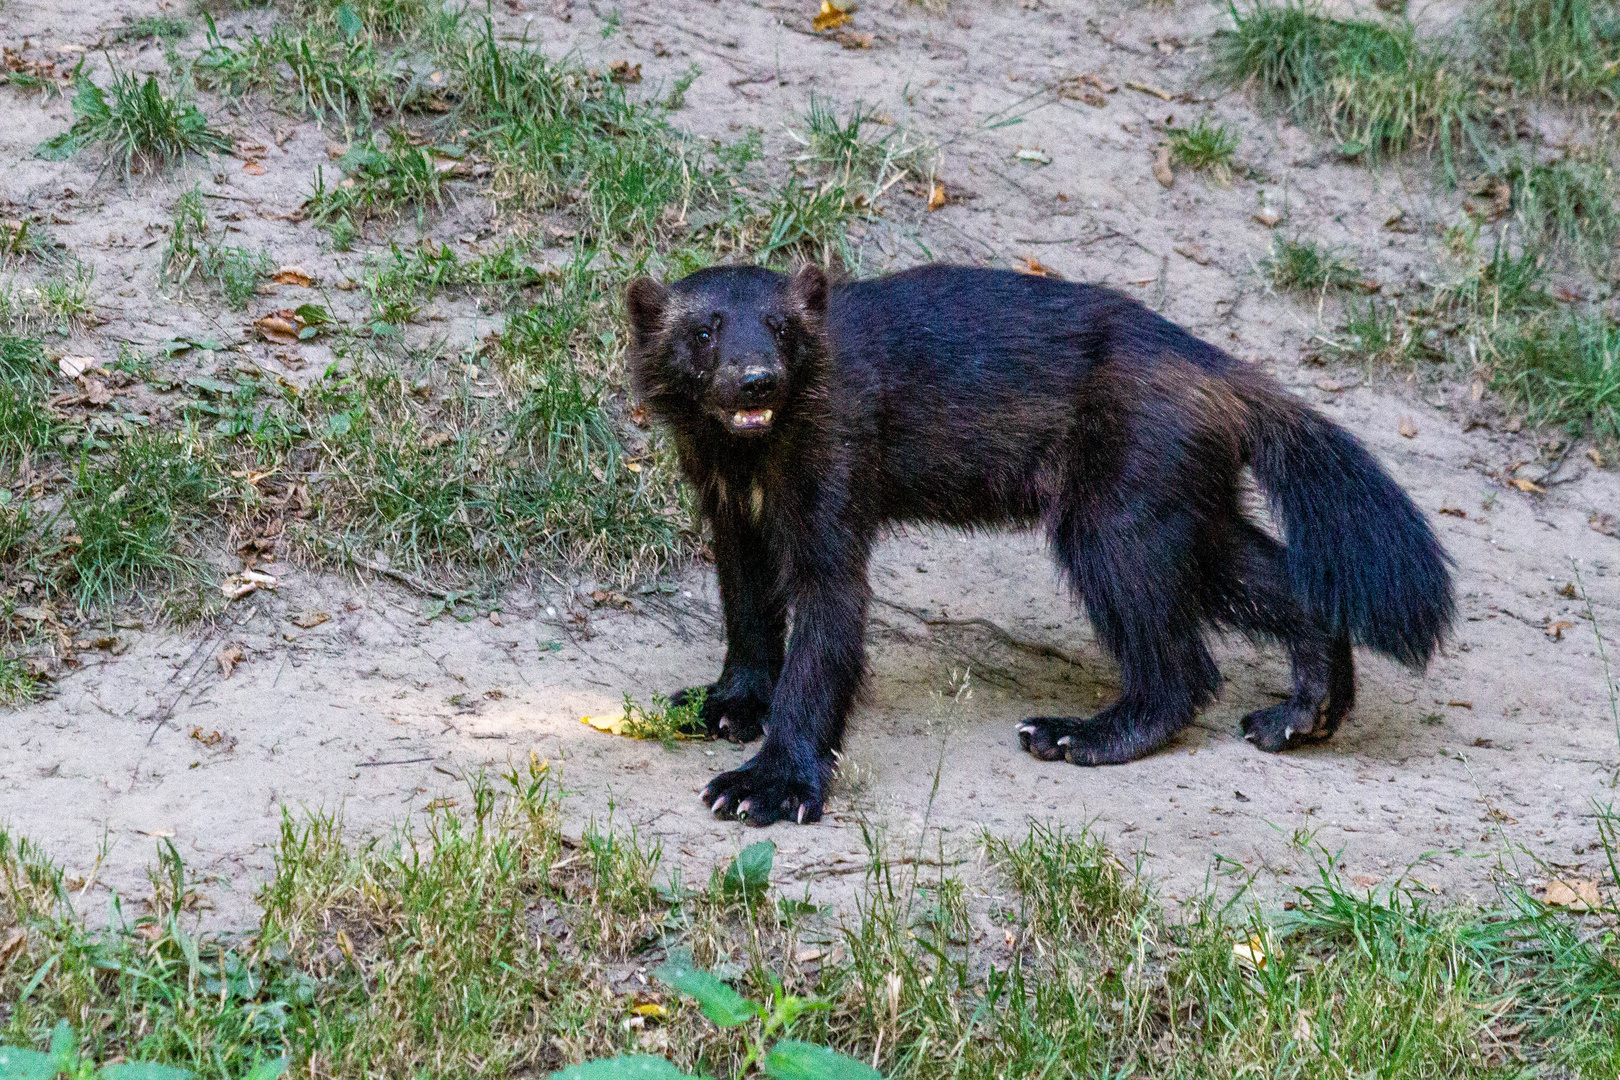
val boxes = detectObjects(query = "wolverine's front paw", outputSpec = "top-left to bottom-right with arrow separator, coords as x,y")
702,757 -> 823,826
672,683 -> 767,742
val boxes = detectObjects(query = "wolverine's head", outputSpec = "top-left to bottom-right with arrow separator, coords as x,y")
625,264 -> 828,438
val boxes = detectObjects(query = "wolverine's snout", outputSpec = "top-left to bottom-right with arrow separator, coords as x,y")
710,359 -> 785,434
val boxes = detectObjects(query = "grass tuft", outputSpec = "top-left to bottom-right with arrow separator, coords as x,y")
1167,117 -> 1240,182
1267,235 -> 1363,292
1217,1 -> 1478,173
39,64 -> 229,176
1479,0 -> 1620,99
164,188 -> 272,308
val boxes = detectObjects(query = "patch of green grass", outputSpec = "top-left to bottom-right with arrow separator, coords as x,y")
117,15 -> 192,41
365,239 -> 548,324
306,130 -> 450,242
39,64 -> 229,176
295,0 -> 442,39
0,261 -> 95,336
1266,235 -> 1363,292
196,17 -> 384,120
5,771 -> 1620,1078
1339,295 -> 1423,366
1216,2 -> 1478,174
1485,312 -> 1620,440
0,654 -> 43,705
1167,116 -> 1240,182
164,188 -> 272,309
1506,153 -> 1619,270
64,432 -> 217,608
0,335 -> 55,469
1479,0 -> 1620,99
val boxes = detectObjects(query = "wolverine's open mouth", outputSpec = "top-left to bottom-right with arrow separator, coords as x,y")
730,408 -> 774,431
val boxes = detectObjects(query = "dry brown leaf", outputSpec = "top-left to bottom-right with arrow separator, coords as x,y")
255,311 -> 301,345
834,29 -> 873,48
190,726 -> 224,746
1152,146 -> 1174,188
422,431 -> 454,449
216,644 -> 244,678
272,265 -> 315,287
83,377 -> 113,406
608,59 -> 641,83
0,927 -> 25,970
813,0 -> 852,31
58,354 -> 94,378
1546,620 -> 1573,640
1587,446 -> 1606,468
1544,878 -> 1601,911
926,183 -> 947,211
1015,255 -> 1063,279
1508,477 -> 1546,494
242,160 -> 267,175
1439,506 -> 1466,518
291,610 -> 331,629
1252,207 -> 1282,228
1591,511 -> 1620,537
1398,416 -> 1418,438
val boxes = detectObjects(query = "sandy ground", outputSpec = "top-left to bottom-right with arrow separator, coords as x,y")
3,0 -> 1619,928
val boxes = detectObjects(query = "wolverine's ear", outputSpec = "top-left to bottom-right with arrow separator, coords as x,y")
788,263 -> 829,318
625,277 -> 670,347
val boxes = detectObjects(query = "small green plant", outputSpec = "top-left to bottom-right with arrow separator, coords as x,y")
552,951 -> 881,1080
1484,312 -> 1620,441
163,188 -> 271,308
0,263 -> 95,335
38,65 -> 229,175
1266,235 -> 1363,292
1167,117 -> 1239,182
1217,2 -> 1477,174
620,689 -> 707,744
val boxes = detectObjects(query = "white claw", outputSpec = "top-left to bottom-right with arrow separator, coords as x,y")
1283,725 -> 1296,740
718,718 -> 730,730
711,797 -> 727,813
1057,735 -> 1072,747
1018,723 -> 1038,735
797,804 -> 807,825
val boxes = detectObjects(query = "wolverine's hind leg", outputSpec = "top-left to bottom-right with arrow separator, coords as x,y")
1020,504 -> 1221,765
1212,522 -> 1355,751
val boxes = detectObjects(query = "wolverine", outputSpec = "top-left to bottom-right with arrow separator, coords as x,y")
625,263 -> 1454,826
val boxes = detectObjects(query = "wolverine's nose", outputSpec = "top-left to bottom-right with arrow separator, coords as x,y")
738,368 -> 778,403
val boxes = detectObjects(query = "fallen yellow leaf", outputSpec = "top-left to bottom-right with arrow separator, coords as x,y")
813,0 -> 852,32
632,1003 -> 668,1017
1232,934 -> 1267,969
1508,477 -> 1546,494
926,183 -> 947,211
581,714 -> 628,736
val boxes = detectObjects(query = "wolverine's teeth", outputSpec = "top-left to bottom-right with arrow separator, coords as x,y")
761,409 -> 773,423
733,411 -> 746,426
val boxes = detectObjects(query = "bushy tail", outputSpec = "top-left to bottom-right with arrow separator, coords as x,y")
1245,390 -> 1454,667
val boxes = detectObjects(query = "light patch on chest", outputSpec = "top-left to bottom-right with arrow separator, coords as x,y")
749,482 -> 764,523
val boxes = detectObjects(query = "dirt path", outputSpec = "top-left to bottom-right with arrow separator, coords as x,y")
3,0 -> 1619,927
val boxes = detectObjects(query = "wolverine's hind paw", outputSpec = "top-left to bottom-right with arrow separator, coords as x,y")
1240,701 -> 1332,752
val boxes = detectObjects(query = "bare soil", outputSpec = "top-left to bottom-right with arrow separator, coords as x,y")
3,0 -> 1619,928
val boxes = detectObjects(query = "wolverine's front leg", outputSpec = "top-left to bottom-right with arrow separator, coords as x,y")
704,542 -> 869,826
675,503 -> 785,742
